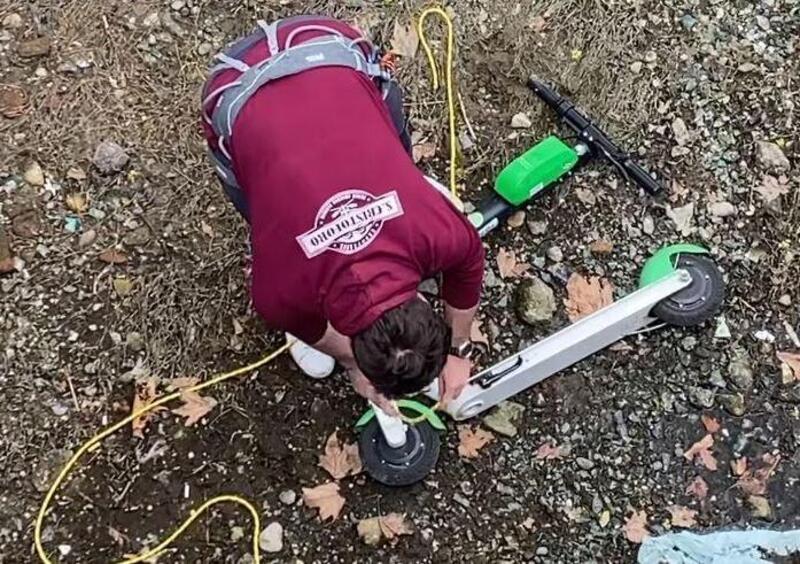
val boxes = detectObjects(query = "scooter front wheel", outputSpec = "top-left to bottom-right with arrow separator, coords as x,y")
652,255 -> 724,326
358,418 -> 440,487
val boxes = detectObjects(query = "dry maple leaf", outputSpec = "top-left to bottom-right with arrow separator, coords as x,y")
168,376 -> 200,390
756,174 -> 789,203
412,142 -> 436,163
668,505 -> 698,528
683,434 -> 717,471
131,377 -> 161,439
378,513 -> 413,539
318,431 -> 362,480
701,414 -> 721,434
589,239 -> 614,254
457,426 -> 494,458
535,442 -> 567,460
622,510 -> 650,544
65,192 -> 88,214
564,273 -> 614,322
731,457 -> 748,477
777,352 -> 800,383
303,482 -> 345,521
172,389 -> 218,427
470,319 -> 489,347
737,453 -> 780,496
390,20 -> 419,58
496,248 -> 530,279
685,476 -> 708,500
98,248 -> 128,264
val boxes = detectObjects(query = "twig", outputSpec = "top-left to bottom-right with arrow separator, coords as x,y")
457,90 -> 477,140
65,371 -> 81,412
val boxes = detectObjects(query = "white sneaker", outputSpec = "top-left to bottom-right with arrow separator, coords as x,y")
287,334 -> 335,379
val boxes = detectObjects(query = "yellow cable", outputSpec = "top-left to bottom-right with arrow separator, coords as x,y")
34,342 -> 291,564
417,6 -> 458,197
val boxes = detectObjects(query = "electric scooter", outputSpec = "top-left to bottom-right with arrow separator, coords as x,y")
355,78 -> 725,486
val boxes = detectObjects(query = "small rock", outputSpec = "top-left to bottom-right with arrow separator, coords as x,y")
259,522 -> 283,553
546,246 -> 563,263
709,370 -> 726,388
527,219 -> 548,236
536,547 -> 549,556
510,112 -> 532,129
679,14 -> 698,30
171,0 -> 186,10
2,13 -> 23,29
483,269 -> 501,288
754,330 -> 775,343
719,393 -> 746,416
714,316 -> 732,339
681,336 -> 697,351
756,141 -> 790,172
198,42 -> 213,56
230,526 -> 245,542
279,489 -> 296,505
57,545 -> 72,556
78,229 -> 97,248
709,201 -> 736,217
778,294 -> 791,306
738,62 -> 758,73
672,118 -> 691,146
17,36 -> 51,58
667,203 -> 694,236
483,401 -> 525,437
728,350 -> 754,391
755,15 -> 770,31
515,277 -> 556,325
688,387 -> 715,409
92,141 -> 130,174
748,495 -> 772,519
126,331 -> 145,351
576,457 -> 594,470
23,162 -> 45,186
630,61 -> 643,74
51,402 -> 69,416
124,226 -> 151,247
642,215 -> 655,235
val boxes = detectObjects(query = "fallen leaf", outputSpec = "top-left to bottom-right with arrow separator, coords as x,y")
574,187 -> 597,206
65,192 -> 88,213
755,175 -> 789,203
668,505 -> 698,528
66,167 -> 87,181
701,414 -> 720,434
535,442 -> 567,460
378,513 -> 413,539
685,476 -> 708,500
564,273 -> 614,322
0,83 -> 29,118
131,377 -> 160,439
748,495 -> 772,519
667,202 -> 694,236
113,276 -> 133,297
356,517 -> 382,546
589,239 -> 614,254
302,482 -> 345,521
390,20 -> 419,58
683,434 -> 717,471
737,453 -> 780,496
731,457 -> 748,477
622,510 -> 650,544
470,319 -> 489,347
98,248 -> 128,264
412,141 -> 436,163
777,352 -> 800,383
0,225 -> 15,274
496,248 -> 530,279
168,376 -> 200,390
172,389 -> 218,427
457,425 -> 494,458
318,431 -> 362,480
506,211 -> 526,229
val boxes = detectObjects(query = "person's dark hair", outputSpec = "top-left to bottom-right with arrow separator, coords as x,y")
352,297 -> 449,398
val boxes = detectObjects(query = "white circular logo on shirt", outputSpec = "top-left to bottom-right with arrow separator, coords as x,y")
296,189 -> 405,258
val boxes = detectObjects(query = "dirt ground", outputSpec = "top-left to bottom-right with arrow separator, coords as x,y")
1,0 -> 799,562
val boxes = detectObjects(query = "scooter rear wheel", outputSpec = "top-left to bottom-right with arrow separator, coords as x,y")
652,255 -> 724,326
358,418 -> 440,487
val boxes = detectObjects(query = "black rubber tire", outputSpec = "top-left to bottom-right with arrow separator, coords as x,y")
358,418 -> 440,487
652,255 -> 725,326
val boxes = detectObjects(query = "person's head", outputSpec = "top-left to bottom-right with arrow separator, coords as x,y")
352,297 -> 449,398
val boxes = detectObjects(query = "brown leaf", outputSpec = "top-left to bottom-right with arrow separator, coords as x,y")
747,495 -> 772,519
668,505 -> 698,528
457,425 -> 494,458
168,376 -> 200,390
65,192 -> 89,214
535,442 -> 567,460
412,142 -> 436,163
0,225 -> 15,274
755,174 -> 789,203
506,211 -> 526,229
470,319 -> 489,347
685,476 -> 708,500
390,20 -> 419,58
737,453 -> 780,496
302,482 -> 345,521
701,414 -> 720,434
496,248 -> 529,279
777,352 -> 800,383
172,389 -> 218,427
98,248 -> 128,264
683,434 -> 717,471
318,431 -> 362,480
589,239 -> 614,254
113,276 -> 133,297
622,510 -> 650,544
564,273 -> 614,322
0,83 -> 29,118
131,377 -> 161,439
731,457 -> 748,477
378,513 -> 413,540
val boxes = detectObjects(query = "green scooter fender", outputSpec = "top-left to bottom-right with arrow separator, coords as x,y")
639,244 -> 710,288
355,399 -> 446,431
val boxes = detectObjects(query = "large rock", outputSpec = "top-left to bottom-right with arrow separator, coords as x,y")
756,141 -> 790,171
92,141 -> 129,174
515,277 -> 556,325
259,522 -> 283,553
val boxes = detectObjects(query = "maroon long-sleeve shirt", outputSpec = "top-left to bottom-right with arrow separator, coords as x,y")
202,19 -> 484,343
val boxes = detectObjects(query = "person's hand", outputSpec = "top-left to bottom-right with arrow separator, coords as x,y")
440,354 -> 472,404
348,368 -> 399,416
